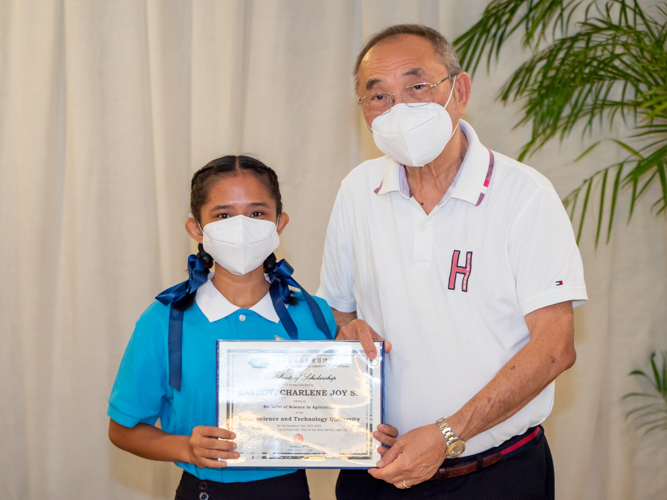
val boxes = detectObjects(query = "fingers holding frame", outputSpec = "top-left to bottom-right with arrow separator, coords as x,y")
374,424 -> 399,449
189,425 -> 239,468
337,319 -> 392,359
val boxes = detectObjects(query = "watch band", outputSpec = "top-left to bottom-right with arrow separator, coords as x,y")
436,417 -> 466,457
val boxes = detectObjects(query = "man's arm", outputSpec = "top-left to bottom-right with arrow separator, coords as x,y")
333,309 -> 357,335
368,300 -> 575,489
448,300 -> 575,441
332,309 -> 392,359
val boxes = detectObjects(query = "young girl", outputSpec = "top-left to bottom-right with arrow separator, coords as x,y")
108,155 -> 336,500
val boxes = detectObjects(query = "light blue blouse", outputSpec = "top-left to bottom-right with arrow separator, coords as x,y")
108,282 -> 336,483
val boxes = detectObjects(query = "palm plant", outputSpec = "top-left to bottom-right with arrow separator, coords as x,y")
622,351 -> 667,434
454,0 -> 667,244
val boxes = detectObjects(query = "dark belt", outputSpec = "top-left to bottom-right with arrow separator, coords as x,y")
429,426 -> 543,481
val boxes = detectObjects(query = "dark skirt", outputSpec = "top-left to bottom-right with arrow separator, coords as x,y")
175,470 -> 310,500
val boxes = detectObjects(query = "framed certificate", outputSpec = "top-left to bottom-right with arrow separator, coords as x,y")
216,340 -> 384,469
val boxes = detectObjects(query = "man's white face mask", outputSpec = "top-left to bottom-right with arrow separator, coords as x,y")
201,215 -> 280,276
370,75 -> 458,167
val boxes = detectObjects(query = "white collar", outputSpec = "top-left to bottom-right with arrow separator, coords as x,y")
450,120 -> 494,206
373,120 -> 493,207
195,279 -> 280,323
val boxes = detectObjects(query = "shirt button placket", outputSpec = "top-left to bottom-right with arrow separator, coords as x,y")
238,313 -> 247,339
415,220 -> 432,266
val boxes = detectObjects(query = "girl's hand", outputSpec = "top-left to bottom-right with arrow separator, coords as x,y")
374,423 -> 399,456
188,426 -> 239,468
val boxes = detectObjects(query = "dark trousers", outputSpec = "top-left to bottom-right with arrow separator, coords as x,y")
336,429 -> 555,500
175,470 -> 310,500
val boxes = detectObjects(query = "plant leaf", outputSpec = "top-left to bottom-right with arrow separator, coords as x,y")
595,169 -> 608,246
621,392 -> 661,400
577,177 -> 593,243
625,403 -> 663,419
608,164 -> 624,242
455,0 -> 667,241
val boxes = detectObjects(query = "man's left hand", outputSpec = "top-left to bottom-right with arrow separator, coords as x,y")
373,423 -> 399,456
369,423 -> 447,489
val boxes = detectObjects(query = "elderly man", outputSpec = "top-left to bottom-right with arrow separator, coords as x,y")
317,24 -> 587,499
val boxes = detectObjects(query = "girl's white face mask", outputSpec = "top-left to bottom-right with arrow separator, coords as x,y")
370,75 -> 458,167
201,215 -> 279,276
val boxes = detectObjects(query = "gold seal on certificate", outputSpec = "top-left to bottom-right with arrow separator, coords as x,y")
216,340 -> 384,469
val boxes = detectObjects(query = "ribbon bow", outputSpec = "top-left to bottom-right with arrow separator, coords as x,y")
268,259 -> 332,341
156,254 -> 209,391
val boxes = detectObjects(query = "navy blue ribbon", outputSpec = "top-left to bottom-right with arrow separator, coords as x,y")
156,256 -> 331,391
268,259 -> 332,340
155,254 -> 209,391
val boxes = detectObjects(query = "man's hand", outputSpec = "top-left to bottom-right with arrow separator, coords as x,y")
188,426 -> 239,468
369,423 -> 446,489
332,309 -> 392,360
374,424 -> 399,456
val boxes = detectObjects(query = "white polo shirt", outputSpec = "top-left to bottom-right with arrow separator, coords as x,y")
317,120 -> 587,456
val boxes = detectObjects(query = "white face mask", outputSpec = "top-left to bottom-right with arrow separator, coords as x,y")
370,75 -> 458,167
201,215 -> 280,276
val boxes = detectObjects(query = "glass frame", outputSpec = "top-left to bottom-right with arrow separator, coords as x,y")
216,340 -> 385,469
358,74 -> 455,115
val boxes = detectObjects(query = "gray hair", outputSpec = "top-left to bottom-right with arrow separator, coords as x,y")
353,24 -> 462,92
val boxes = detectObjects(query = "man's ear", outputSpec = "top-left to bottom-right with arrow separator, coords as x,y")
277,213 -> 290,235
185,218 -> 204,244
453,72 -> 471,115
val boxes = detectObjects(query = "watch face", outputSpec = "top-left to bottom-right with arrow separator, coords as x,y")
448,441 -> 465,457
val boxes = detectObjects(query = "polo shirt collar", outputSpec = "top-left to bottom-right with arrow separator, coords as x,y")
451,120 -> 493,206
374,161 -> 410,198
195,279 -> 280,323
373,119 -> 493,207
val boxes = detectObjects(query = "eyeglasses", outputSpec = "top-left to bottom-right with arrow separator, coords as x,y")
358,75 -> 456,115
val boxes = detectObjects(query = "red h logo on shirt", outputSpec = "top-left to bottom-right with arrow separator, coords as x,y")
448,250 -> 473,292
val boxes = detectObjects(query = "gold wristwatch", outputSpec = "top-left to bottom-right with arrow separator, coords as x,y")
436,418 -> 466,458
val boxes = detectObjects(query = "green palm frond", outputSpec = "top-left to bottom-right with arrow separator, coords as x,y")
454,0 -> 667,244
622,351 -> 667,435
454,0 -> 586,76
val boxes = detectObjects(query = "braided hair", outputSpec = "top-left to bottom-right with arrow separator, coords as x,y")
173,155 -> 292,311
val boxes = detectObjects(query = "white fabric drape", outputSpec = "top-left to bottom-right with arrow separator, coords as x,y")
1,1 -> 665,499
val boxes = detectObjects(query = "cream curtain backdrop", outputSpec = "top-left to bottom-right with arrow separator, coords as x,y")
1,0 -> 666,499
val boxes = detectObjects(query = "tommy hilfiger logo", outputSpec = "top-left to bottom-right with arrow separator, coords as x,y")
448,250 -> 473,292
556,281 -> 563,286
